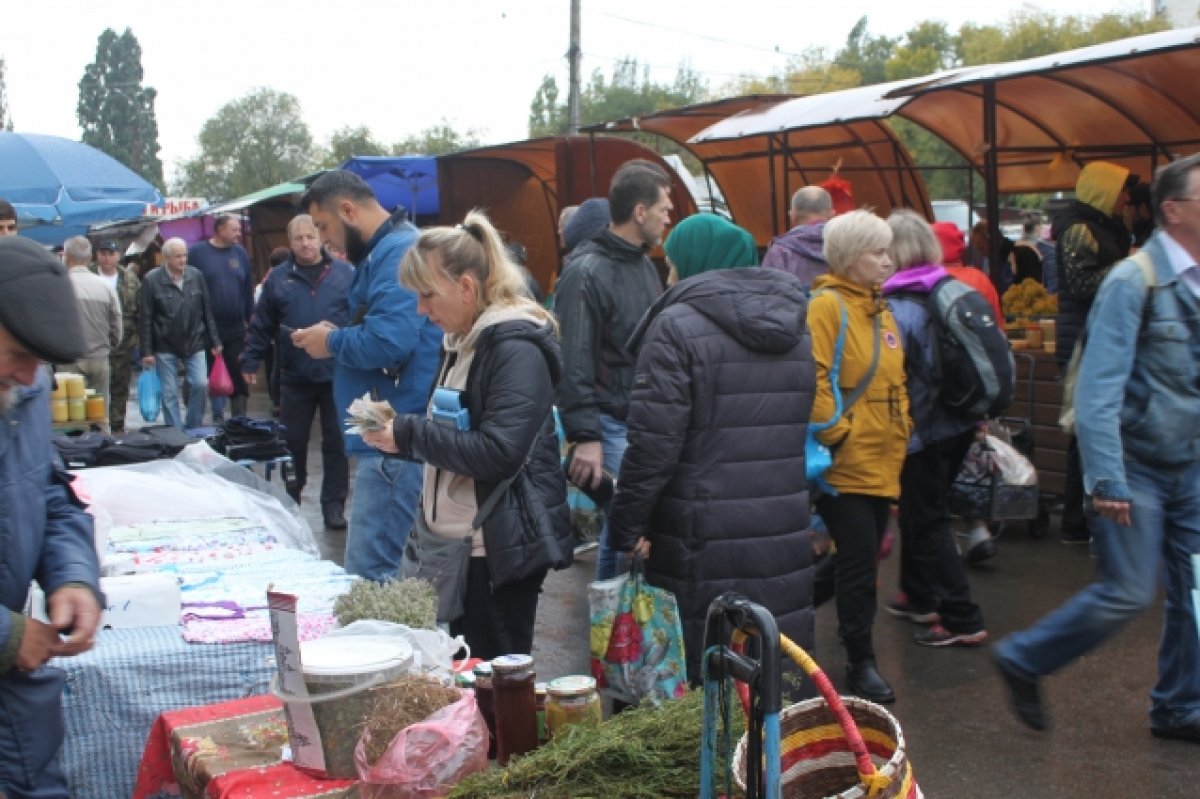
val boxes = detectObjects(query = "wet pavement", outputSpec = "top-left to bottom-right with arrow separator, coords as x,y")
230,382 -> 1194,798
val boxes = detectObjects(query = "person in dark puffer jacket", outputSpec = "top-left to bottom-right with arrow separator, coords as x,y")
1053,161 -> 1134,544
363,210 -> 571,660
609,214 -> 816,690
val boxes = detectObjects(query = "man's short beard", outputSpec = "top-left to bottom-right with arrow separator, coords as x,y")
343,222 -> 368,265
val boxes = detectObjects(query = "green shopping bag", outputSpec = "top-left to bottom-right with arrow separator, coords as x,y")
587,555 -> 687,704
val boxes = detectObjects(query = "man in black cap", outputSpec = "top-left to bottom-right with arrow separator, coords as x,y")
0,237 -> 103,797
90,240 -> 141,432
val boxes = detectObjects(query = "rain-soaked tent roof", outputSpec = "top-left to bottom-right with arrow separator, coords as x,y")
884,26 -> 1200,192
437,135 -> 698,292
583,89 -> 935,245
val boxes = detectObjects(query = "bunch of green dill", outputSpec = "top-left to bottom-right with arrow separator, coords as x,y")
333,577 -> 438,629
448,689 -> 743,798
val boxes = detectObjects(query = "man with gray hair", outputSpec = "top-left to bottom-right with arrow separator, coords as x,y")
62,236 -> 121,426
995,153 -> 1200,742
139,237 -> 221,429
762,185 -> 834,290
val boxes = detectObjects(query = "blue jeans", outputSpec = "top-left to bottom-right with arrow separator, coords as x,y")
156,351 -> 208,430
343,455 -> 423,581
595,413 -> 629,581
997,458 -> 1200,727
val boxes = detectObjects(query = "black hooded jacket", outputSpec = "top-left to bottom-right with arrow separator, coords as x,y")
554,229 -> 663,443
1052,200 -> 1131,364
392,319 -> 572,588
609,267 -> 816,682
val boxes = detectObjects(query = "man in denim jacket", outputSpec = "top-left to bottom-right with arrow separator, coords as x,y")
995,155 -> 1200,744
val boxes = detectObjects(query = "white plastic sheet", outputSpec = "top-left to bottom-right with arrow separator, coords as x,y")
71,441 -> 318,558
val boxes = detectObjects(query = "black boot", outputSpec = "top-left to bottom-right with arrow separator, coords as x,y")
230,395 -> 248,418
846,659 -> 895,704
323,503 -> 348,531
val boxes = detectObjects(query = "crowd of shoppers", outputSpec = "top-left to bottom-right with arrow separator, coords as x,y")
5,149 -> 1200,794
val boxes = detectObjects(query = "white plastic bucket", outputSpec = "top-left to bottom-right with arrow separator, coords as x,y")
274,634 -> 414,778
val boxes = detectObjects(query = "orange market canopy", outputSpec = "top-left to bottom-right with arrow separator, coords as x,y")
437,135 -> 698,292
681,80 -> 947,244
884,26 -> 1200,193
678,27 -> 1200,255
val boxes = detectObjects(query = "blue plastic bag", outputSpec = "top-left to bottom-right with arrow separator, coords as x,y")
138,368 -> 162,422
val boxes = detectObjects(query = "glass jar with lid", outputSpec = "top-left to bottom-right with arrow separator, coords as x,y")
545,675 -> 602,738
491,654 -> 538,764
472,661 -> 497,759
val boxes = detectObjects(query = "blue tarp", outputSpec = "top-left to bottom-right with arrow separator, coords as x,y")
0,132 -> 163,245
338,155 -> 438,218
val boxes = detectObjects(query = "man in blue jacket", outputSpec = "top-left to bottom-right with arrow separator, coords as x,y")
995,154 -> 1200,743
242,214 -> 354,530
293,171 -> 442,580
0,237 -> 103,796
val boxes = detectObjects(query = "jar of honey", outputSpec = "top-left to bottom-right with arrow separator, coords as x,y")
67,398 -> 87,421
51,399 -> 68,423
60,373 -> 85,400
86,394 -> 106,421
491,654 -> 537,764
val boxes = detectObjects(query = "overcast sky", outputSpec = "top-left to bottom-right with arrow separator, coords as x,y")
2,0 -> 1149,189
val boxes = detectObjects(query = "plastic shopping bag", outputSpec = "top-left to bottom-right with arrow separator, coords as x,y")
208,356 -> 234,397
355,689 -> 488,799
138,367 -> 161,422
587,555 -> 687,705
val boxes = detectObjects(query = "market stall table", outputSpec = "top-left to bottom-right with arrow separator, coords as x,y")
133,695 -> 357,799
56,626 -> 277,798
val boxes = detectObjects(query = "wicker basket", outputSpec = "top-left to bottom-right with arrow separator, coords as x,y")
733,636 -> 920,799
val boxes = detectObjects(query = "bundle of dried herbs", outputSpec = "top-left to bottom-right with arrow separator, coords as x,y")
447,689 -> 743,798
334,577 -> 438,629
360,675 -> 463,766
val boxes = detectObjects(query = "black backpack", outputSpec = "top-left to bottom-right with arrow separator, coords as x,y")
904,277 -> 1014,419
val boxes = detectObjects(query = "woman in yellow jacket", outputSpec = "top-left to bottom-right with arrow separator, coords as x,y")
810,209 -> 913,704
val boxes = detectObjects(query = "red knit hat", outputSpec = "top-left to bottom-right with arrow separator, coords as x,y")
932,221 -> 965,265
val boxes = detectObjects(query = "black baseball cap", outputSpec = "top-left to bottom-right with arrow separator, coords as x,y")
97,240 -> 120,252
0,237 -> 85,363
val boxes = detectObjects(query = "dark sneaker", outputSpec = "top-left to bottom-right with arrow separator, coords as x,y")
323,506 -> 348,531
1060,529 -> 1091,545
993,648 -> 1047,731
884,594 -> 940,625
915,624 -> 988,647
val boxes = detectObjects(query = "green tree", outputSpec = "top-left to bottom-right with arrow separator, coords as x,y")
885,21 -> 956,81
836,17 -> 895,86
528,75 -> 567,138
529,58 -> 707,138
391,119 -> 483,156
958,9 -> 1165,66
319,125 -> 388,168
77,28 -> 163,189
176,88 -> 315,201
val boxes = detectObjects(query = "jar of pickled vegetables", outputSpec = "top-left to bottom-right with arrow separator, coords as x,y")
545,675 -> 601,738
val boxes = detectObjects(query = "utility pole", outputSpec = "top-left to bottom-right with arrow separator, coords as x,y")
568,0 -> 581,134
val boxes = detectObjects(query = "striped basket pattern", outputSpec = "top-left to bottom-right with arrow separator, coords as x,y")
733,635 -> 920,799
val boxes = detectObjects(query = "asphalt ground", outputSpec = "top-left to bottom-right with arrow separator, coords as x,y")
178,380 -> 1195,798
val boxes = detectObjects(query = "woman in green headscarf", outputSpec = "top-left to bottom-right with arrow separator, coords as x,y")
663,213 -> 759,283
608,213 -> 817,690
